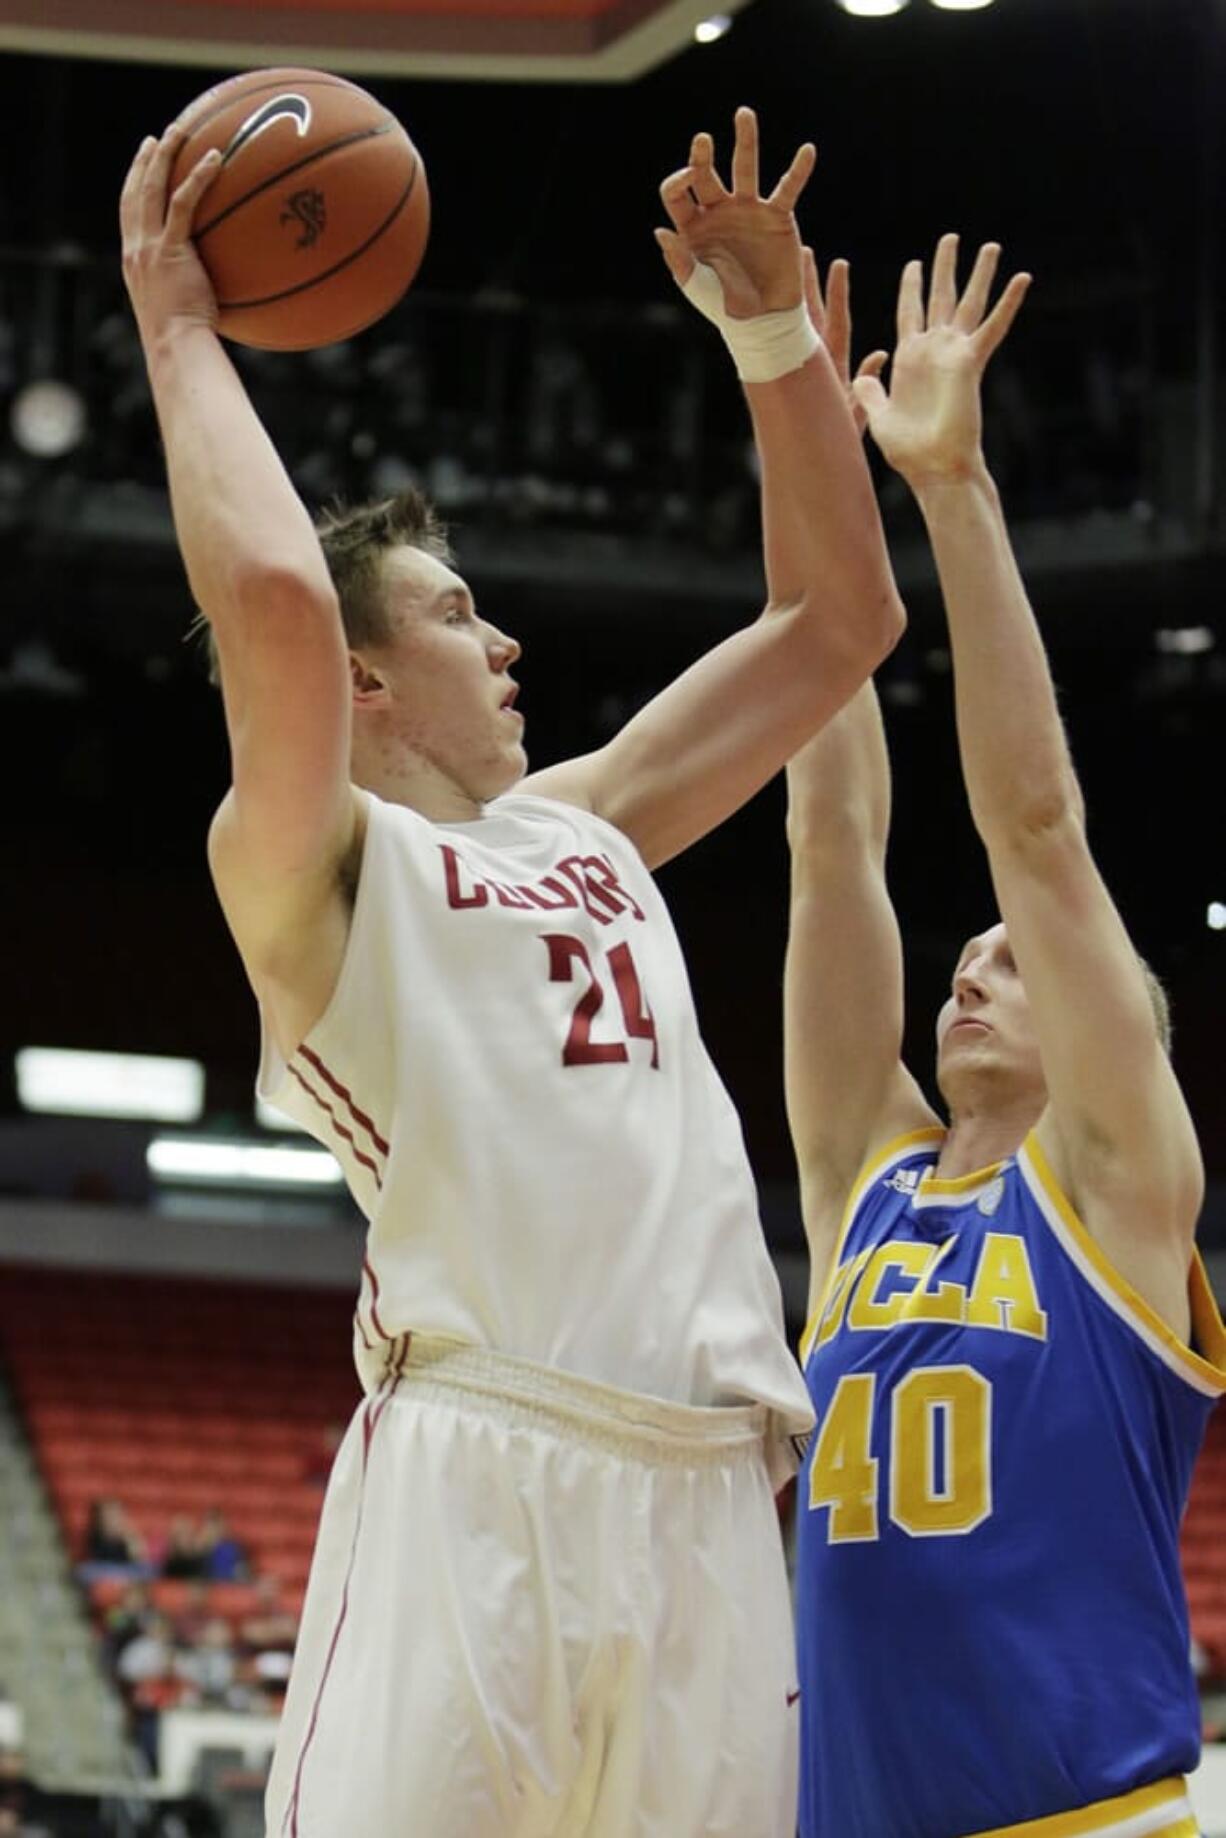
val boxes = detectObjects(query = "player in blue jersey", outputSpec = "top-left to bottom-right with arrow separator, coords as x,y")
784,236 -> 1226,1838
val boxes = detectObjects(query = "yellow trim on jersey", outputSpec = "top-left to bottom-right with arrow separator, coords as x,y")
1190,1255 -> 1226,1374
918,1158 -> 1006,1197
970,1774 -> 1195,1837
799,1129 -> 945,1364
1021,1131 -> 1226,1397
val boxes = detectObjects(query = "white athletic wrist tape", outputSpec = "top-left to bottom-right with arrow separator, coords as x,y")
681,259 -> 821,384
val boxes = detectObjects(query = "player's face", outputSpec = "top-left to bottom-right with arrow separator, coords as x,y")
935,921 -> 1046,1106
362,545 -> 526,801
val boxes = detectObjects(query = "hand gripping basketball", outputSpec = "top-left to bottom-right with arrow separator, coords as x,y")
120,128 -> 225,340
166,67 -> 431,351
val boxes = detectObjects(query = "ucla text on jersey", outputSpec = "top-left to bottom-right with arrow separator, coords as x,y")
794,1129 -> 1225,1838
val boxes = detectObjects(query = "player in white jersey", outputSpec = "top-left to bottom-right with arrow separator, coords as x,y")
120,109 -> 905,1835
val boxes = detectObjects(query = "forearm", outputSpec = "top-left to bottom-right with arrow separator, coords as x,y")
786,681 -> 891,860
915,462 -> 1084,839
747,350 -> 902,652
144,321 -> 334,621
782,681 -> 916,1199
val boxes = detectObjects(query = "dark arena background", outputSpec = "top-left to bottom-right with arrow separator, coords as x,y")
0,0 -> 1224,1831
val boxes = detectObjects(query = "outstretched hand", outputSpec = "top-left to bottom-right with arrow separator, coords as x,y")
853,234 -> 1031,485
120,124 -> 223,341
656,106 -> 814,320
802,250 -> 887,435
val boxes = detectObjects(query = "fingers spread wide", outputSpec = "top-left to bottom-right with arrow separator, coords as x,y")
927,231 -> 960,327
767,140 -> 816,213
730,105 -> 760,199
659,166 -> 700,231
688,130 -> 726,207
954,241 -> 1002,333
974,270 -> 1032,361
896,258 -> 925,341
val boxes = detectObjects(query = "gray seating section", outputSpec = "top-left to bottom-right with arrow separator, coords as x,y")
0,1378 -> 135,1788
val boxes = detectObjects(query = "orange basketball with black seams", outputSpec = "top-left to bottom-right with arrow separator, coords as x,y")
170,67 -> 429,351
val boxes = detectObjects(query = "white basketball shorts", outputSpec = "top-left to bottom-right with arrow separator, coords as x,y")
265,1333 -> 799,1837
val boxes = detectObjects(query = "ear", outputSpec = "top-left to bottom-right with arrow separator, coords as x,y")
350,651 -> 387,704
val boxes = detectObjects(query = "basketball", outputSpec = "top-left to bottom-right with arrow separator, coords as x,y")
169,67 -> 429,351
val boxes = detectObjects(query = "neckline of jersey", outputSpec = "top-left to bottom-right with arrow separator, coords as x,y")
919,1155 -> 1010,1198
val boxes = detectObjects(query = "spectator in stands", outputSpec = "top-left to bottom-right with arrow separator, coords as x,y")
238,1577 -> 297,1687
101,1580 -> 153,1664
115,1611 -> 174,1691
199,1508 -> 249,1583
115,1611 -> 180,1769
170,1579 -> 212,1650
301,1421 -> 343,1489
84,1498 -> 147,1569
160,1516 -> 208,1580
175,1617 -> 238,1709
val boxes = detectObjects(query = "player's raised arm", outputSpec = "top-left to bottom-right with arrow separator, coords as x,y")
120,126 -> 356,906
525,109 -> 905,869
855,235 -> 1203,1328
786,688 -> 939,1303
782,261 -> 936,1300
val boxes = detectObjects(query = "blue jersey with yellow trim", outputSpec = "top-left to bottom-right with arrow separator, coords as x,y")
795,1128 -> 1226,1838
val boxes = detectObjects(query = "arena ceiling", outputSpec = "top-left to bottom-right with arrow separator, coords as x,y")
0,0 -> 750,82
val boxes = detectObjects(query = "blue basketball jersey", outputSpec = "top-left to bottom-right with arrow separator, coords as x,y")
795,1127 -> 1226,1838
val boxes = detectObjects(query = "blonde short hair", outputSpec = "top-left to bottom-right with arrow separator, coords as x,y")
195,488 -> 451,683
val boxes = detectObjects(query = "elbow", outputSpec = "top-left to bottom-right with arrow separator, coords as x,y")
222,562 -> 343,646
823,578 -> 907,672
784,580 -> 907,681
828,536 -> 909,665
977,780 -> 1087,856
785,742 -> 885,860
873,587 -> 908,664
202,562 -> 345,682
231,559 -> 339,621
785,797 -> 878,862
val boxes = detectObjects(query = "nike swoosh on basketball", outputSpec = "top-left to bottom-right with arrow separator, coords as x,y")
222,94 -> 312,165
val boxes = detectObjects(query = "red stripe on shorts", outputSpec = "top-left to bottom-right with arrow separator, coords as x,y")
284,1345 -> 407,1837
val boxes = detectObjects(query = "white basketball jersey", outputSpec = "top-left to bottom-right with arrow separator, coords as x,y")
259,789 -> 812,1469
